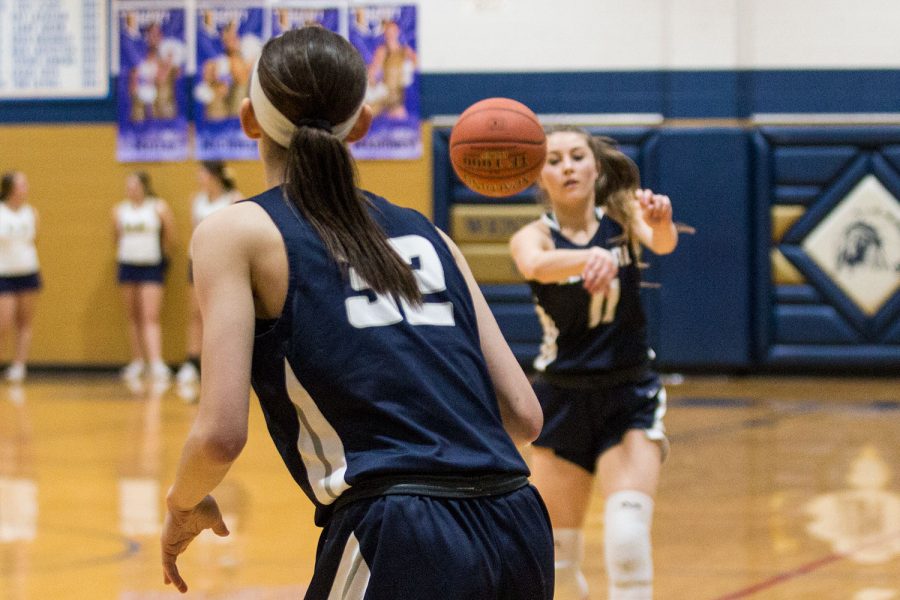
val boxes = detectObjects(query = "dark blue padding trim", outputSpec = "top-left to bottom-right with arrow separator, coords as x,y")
773,146 -> 860,186
5,70 -> 900,123
885,315 -> 900,344
775,285 -> 822,304
421,72 -> 668,117
759,126 -> 900,147
752,130 -> 774,363
775,185 -> 824,206
431,127 -> 453,232
774,304 -> 862,344
0,80 -> 117,123
749,70 -> 900,116
489,304 -> 541,343
781,155 -> 870,243
884,146 -> 900,173
766,344 -> 900,368
480,284 -> 532,303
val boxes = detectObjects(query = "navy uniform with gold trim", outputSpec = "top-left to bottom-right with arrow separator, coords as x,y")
528,208 -> 668,473
248,187 -> 554,599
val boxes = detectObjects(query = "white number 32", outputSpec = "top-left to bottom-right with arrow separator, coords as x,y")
345,235 -> 456,329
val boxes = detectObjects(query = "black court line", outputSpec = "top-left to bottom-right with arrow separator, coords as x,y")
667,398 -> 822,445
0,524 -> 140,576
668,397 -> 900,445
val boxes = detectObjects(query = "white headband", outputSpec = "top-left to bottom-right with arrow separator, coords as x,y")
249,58 -> 364,147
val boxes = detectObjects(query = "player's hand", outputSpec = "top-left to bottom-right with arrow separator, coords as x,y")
582,246 -> 618,295
635,188 -> 673,227
161,494 -> 229,594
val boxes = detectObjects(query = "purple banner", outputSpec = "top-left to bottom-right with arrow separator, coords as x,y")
117,8 -> 189,162
194,5 -> 265,160
349,5 -> 421,160
272,6 -> 341,36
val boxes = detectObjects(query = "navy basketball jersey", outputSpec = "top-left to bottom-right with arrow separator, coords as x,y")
248,187 -> 528,524
528,208 -> 651,375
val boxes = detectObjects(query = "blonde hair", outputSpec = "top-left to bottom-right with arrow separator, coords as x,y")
541,127 -> 641,257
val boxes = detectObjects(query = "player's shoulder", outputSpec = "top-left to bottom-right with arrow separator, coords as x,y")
511,215 -> 551,245
360,188 -> 437,231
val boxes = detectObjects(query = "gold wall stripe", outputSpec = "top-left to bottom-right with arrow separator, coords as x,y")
771,248 -> 806,285
451,204 -> 543,243
771,205 -> 806,243
458,243 -> 524,283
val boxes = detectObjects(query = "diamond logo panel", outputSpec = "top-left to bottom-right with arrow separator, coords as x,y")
802,175 -> 900,316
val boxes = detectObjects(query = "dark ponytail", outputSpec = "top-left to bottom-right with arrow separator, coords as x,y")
0,171 -> 17,202
201,160 -> 237,192
257,27 -> 420,304
133,170 -> 156,198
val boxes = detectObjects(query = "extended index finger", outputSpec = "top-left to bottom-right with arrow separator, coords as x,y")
162,551 -> 188,594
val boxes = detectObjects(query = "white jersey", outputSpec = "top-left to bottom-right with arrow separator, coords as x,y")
116,199 -> 163,265
0,203 -> 39,276
192,190 -> 239,227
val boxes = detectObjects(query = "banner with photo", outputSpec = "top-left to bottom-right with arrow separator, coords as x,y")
270,1 -> 346,36
193,1 -> 265,160
348,4 -> 421,160
116,3 -> 189,162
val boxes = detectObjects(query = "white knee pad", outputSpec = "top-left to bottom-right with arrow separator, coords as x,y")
553,528 -> 589,600
604,490 -> 654,600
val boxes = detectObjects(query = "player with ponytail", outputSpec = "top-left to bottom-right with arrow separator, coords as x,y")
511,127 -> 680,600
162,27 -> 552,598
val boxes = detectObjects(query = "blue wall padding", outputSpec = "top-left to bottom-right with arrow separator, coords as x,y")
436,125 -> 899,371
774,185 -> 824,206
773,146 -> 859,185
767,345 -> 900,368
775,305 -> 863,344
775,285 -> 822,305
648,129 -> 754,368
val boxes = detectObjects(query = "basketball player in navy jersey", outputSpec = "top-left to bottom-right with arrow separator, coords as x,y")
161,27 -> 553,598
510,128 -> 678,600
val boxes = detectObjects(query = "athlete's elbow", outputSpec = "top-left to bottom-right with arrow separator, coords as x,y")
510,401 -> 544,445
198,430 -> 247,464
520,410 -> 544,444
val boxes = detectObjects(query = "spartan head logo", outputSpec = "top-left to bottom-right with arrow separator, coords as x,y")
836,221 -> 888,271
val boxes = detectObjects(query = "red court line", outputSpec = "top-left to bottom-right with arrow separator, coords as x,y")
713,530 -> 900,600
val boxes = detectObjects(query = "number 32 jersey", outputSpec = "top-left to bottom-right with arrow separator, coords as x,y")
528,209 -> 651,376
248,187 -> 528,523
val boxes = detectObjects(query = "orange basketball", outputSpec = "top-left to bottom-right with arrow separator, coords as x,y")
449,98 -> 546,198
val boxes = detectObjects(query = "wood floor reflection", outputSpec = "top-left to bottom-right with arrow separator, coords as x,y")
1,374 -> 898,599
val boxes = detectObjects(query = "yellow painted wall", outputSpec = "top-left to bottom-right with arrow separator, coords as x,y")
0,123 -> 433,365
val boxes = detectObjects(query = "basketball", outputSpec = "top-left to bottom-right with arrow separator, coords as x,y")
449,98 -> 546,198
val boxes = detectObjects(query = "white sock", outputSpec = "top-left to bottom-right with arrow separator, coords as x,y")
553,528 -> 589,600
604,490 -> 654,600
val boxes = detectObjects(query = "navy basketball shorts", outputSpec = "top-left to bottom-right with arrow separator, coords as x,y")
533,373 -> 669,473
305,485 -> 554,600
117,262 -> 167,284
0,272 -> 42,293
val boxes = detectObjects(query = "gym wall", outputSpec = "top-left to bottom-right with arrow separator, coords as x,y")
1,0 -> 897,369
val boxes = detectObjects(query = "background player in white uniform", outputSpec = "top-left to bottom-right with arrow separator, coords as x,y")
160,27 -> 552,599
175,161 -> 241,389
510,129 -> 679,600
113,172 -> 176,383
0,171 -> 41,383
